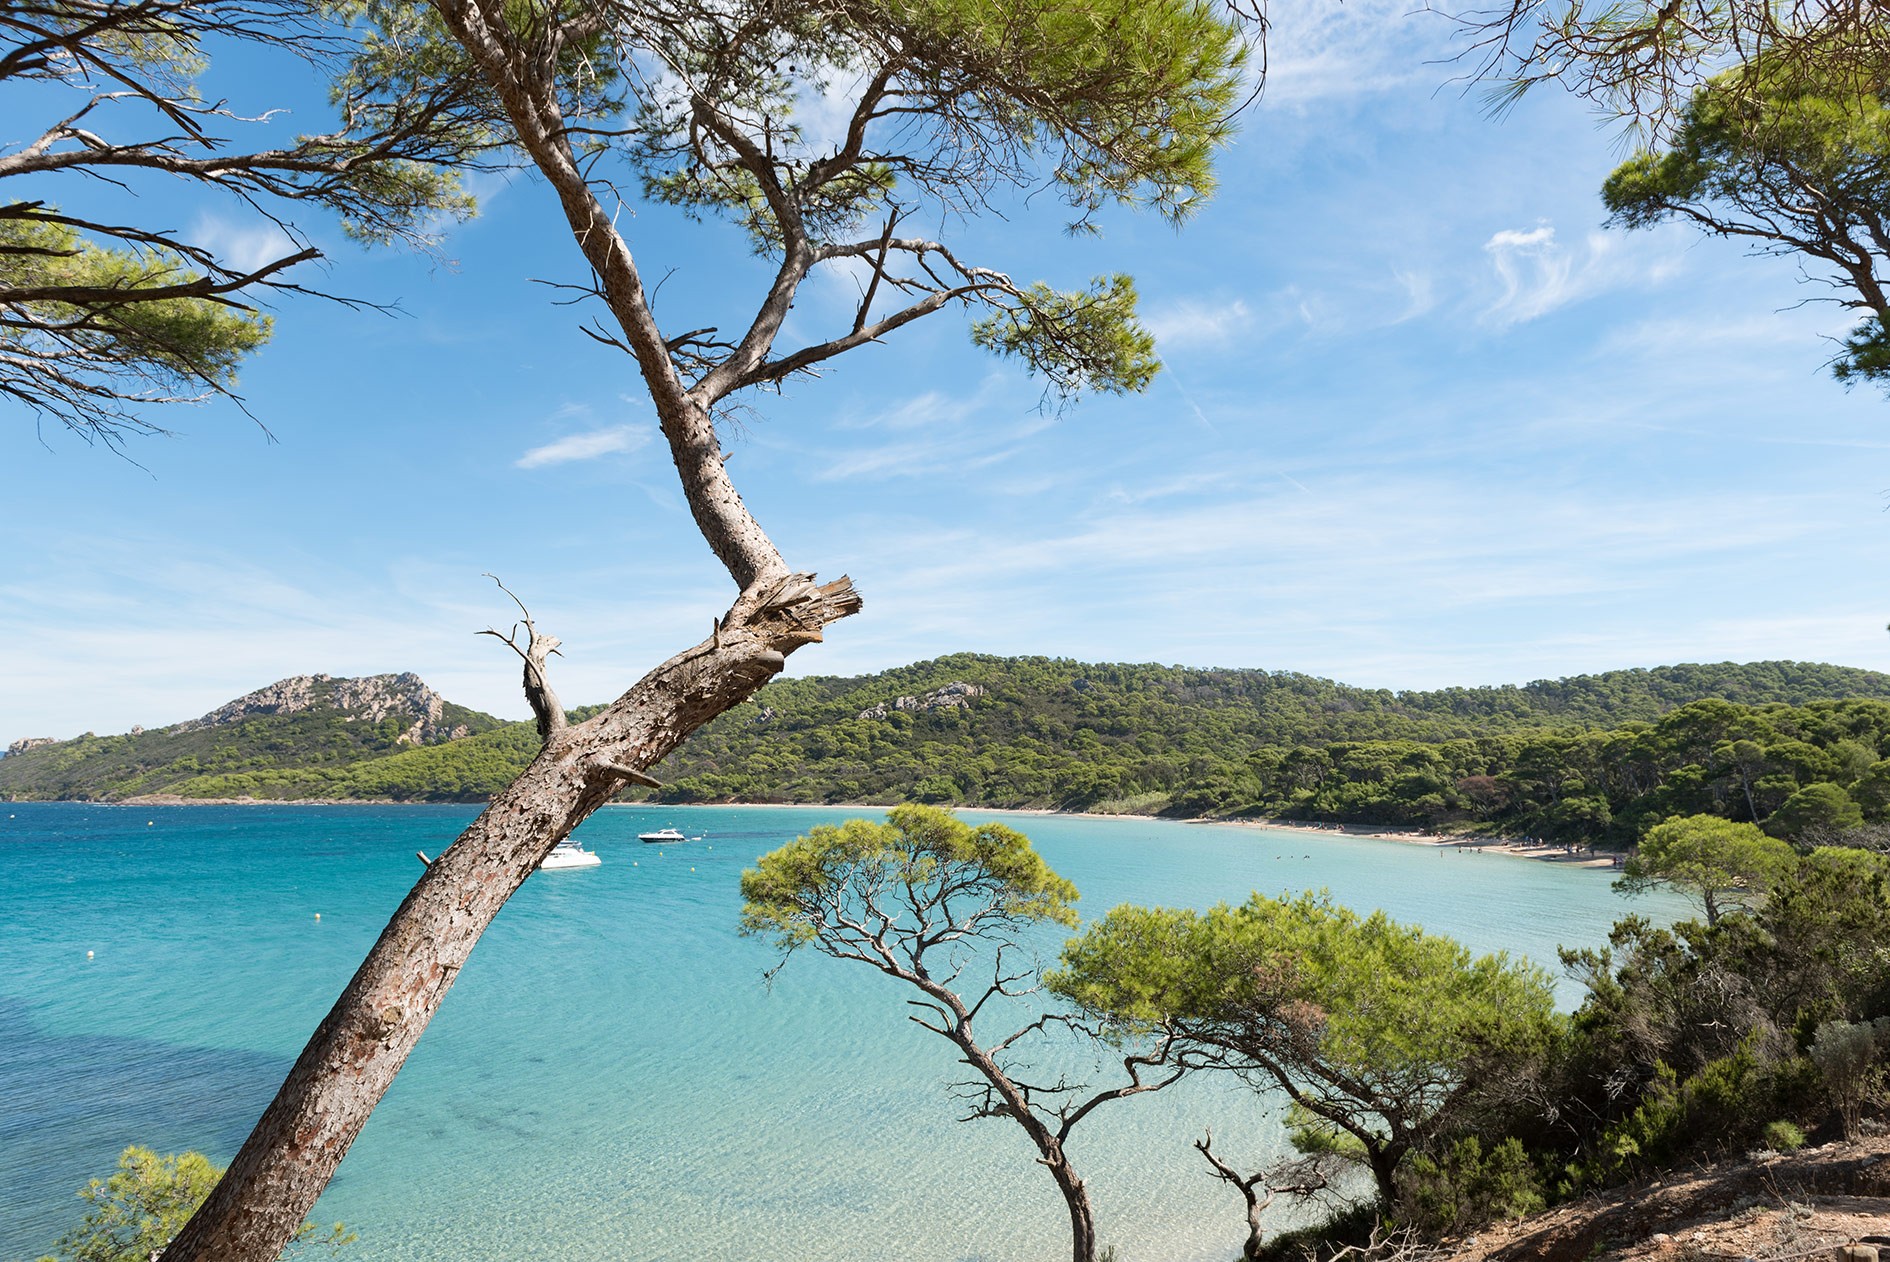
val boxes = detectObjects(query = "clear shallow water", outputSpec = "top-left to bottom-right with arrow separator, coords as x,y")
0,804 -> 1681,1262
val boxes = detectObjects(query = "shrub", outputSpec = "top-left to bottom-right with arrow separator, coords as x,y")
38,1146 -> 353,1262
1760,1120 -> 1806,1152
1810,1018 -> 1889,1136
1566,1045 -> 1799,1191
1254,1203 -> 1381,1262
1396,1136 -> 1545,1236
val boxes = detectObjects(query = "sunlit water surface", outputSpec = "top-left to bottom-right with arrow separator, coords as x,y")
0,804 -> 1682,1261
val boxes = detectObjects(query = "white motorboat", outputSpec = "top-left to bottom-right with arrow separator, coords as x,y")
638,826 -> 688,844
539,839 -> 602,869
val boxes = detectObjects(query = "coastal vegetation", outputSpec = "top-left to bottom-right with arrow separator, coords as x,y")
34,1147 -> 350,1262
739,808 -> 1890,1260
1051,893 -> 1560,1209
657,662 -> 1890,848
1612,815 -> 1799,925
132,0 -> 1267,1247
1492,839 -> 1890,1202
13,658 -> 1890,859
741,806 -> 1189,1262
0,0 -> 482,444
0,685 -> 503,803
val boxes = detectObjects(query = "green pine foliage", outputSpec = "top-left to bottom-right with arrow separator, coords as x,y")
36,1147 -> 224,1262
1395,1136 -> 1546,1236
36,1146 -> 351,1262
1051,892 -> 1559,1205
0,219 -> 274,388
1614,815 -> 1798,924
1602,60 -> 1890,388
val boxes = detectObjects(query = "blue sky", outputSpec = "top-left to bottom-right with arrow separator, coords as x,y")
5,1 -> 1889,742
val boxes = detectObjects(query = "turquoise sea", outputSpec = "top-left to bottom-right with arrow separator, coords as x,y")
0,804 -> 1680,1262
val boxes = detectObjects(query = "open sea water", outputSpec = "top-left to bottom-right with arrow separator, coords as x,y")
0,804 -> 1681,1262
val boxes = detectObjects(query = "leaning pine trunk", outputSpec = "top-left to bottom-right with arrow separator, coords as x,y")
162,0 -> 866,1250
163,576 -> 859,1261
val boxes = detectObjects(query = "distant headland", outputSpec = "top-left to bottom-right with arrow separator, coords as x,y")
7,655 -> 1890,854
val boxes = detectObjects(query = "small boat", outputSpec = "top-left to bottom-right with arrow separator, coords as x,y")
539,838 -> 602,869
638,826 -> 688,844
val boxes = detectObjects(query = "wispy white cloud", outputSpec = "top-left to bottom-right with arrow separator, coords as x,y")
808,378 -> 1061,481
780,460 -> 1885,693
792,66 -> 874,153
516,424 -> 652,469
191,214 -> 302,274
1389,269 -> 1437,325
1482,223 -> 1574,326
835,389 -> 983,433
1147,269 -> 1434,351
815,416 -> 1055,481
1480,222 -> 1683,328
1101,468 -> 1246,506
1146,297 -> 1255,349
1258,0 -> 1444,107
1594,302 -> 1868,393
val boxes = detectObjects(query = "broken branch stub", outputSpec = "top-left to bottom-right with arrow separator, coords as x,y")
162,571 -> 860,1262
477,574 -> 567,740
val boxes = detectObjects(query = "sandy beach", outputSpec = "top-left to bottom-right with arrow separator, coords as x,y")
101,795 -> 1623,869
117,793 -> 406,806
1215,816 -> 1621,868
729,803 -> 1625,870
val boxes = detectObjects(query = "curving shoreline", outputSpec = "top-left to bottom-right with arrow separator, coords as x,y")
83,794 -> 1623,869
1220,816 -> 1621,868
996,808 -> 1622,869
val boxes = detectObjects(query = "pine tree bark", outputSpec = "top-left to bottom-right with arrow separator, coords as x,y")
163,575 -> 860,1260
157,0 -> 873,1253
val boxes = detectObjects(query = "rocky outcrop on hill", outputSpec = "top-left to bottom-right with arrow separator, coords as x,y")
5,737 -> 58,757
179,673 -> 471,745
856,681 -> 986,721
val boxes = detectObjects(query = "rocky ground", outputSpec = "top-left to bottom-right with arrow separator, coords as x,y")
1439,1136 -> 1890,1262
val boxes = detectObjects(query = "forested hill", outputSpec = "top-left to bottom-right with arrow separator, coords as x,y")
0,673 -> 504,802
6,656 -> 1889,828
1375,659 -> 1890,725
649,656 -> 1890,825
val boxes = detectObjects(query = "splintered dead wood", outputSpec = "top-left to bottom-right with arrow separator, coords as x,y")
161,570 -> 860,1262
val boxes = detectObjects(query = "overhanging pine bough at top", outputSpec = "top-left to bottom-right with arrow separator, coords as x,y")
0,0 -> 491,444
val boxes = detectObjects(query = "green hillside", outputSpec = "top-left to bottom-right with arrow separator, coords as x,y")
0,673 -> 503,801
10,656 -> 1889,839
650,656 -> 1890,807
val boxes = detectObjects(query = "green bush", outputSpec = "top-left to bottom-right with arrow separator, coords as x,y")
37,1147 -> 221,1262
1760,1120 -> 1807,1151
38,1146 -> 352,1262
1396,1136 -> 1545,1236
1810,1018 -> 1889,1136
1565,1045 -> 1800,1191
